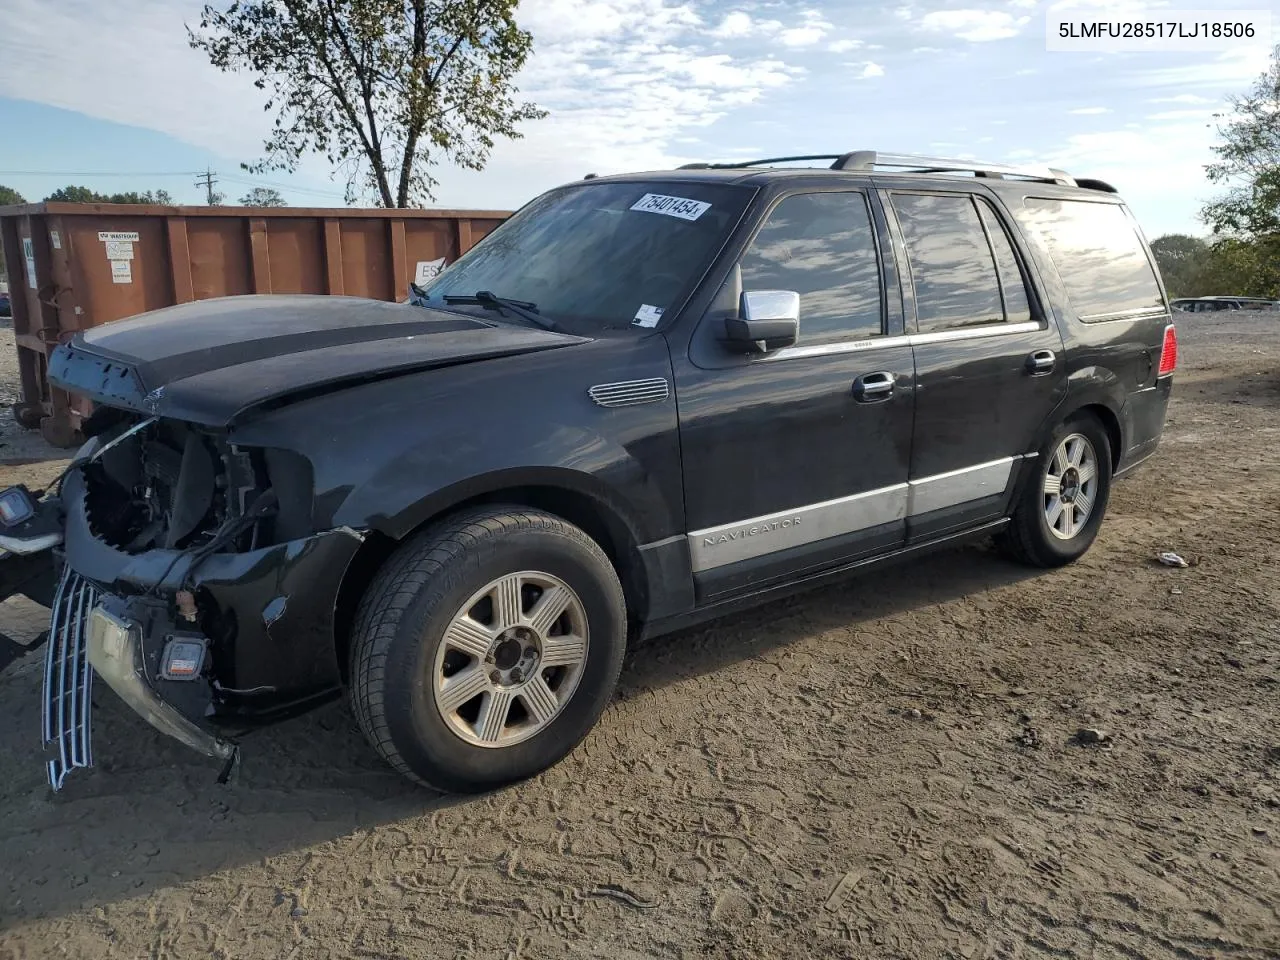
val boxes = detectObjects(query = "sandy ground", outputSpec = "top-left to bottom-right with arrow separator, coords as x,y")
0,312 -> 1277,959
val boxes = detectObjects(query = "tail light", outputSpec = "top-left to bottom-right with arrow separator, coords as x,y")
1157,324 -> 1177,377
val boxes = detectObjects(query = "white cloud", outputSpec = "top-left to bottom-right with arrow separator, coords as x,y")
855,62 -> 886,79
828,38 -> 864,53
710,10 -> 753,38
779,11 -> 833,48
1069,107 -> 1111,115
0,0 -> 806,210
919,10 -> 1031,42
520,0 -> 700,42
0,0 -> 270,159
1149,94 -> 1214,105
1146,108 -> 1213,121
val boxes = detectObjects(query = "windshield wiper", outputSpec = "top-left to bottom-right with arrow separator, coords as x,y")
443,291 -> 558,331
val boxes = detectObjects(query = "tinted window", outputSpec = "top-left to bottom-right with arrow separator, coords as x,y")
1018,198 -> 1164,320
739,192 -> 883,345
423,181 -> 751,331
891,193 -> 1005,333
976,199 -> 1032,324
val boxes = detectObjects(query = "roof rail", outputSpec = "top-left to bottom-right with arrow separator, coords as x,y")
671,150 -> 1109,189
678,155 -> 844,170
832,150 -> 1076,186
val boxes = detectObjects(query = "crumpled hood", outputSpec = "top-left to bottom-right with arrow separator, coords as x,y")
48,294 -> 588,426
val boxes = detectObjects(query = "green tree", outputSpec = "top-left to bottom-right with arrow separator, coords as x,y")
1202,44 -> 1280,237
45,185 -> 102,202
1150,233 -> 1210,298
45,186 -> 176,204
239,186 -> 288,206
189,0 -> 546,208
0,184 -> 24,206
1198,44 -> 1280,297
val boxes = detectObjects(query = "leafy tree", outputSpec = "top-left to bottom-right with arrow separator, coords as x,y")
1150,234 -> 1210,298
189,0 -> 546,207
45,185 -> 101,203
45,186 -> 176,204
239,186 -> 288,206
0,184 -> 24,206
1202,44 -> 1280,237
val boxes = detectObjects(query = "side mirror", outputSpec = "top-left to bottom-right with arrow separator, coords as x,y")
722,290 -> 800,353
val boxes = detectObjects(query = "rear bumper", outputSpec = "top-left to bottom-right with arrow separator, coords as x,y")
1116,375 -> 1172,476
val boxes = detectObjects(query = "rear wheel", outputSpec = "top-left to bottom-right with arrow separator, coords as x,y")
999,414 -> 1113,568
349,506 -> 626,792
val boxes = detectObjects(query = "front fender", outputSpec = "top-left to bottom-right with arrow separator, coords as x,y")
228,336 -> 684,546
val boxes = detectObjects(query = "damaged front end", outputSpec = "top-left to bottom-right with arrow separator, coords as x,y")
37,412 -> 363,790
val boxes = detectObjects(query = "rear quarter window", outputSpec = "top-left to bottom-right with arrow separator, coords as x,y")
1017,198 -> 1164,321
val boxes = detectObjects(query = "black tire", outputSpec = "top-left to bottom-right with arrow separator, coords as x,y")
999,413 -> 1113,568
349,506 -> 626,793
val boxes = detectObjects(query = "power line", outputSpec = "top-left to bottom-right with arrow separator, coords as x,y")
220,173 -> 346,198
0,170 -> 202,177
194,167 -> 220,205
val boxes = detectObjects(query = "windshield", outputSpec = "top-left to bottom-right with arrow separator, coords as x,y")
421,180 -> 753,331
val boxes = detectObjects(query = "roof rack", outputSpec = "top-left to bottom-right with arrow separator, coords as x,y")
677,150 -> 1080,187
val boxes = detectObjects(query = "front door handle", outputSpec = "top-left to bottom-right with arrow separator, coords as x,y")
1026,350 -> 1056,376
853,371 -> 895,402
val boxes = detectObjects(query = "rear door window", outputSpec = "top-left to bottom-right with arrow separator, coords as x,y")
889,192 -> 1009,334
1016,198 -> 1164,321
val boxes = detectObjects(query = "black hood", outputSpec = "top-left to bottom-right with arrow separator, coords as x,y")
48,295 -> 588,426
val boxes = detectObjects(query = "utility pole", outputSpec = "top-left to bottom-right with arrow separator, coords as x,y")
194,168 -> 220,205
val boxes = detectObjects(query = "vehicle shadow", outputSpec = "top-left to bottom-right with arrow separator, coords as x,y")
0,538 -> 1037,925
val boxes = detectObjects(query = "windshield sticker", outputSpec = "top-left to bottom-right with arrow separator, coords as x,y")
629,193 -> 711,221
632,304 -> 665,328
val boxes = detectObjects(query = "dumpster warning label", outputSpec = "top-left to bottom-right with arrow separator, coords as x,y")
98,231 -> 140,242
105,241 -> 135,260
414,258 -> 446,286
111,260 -> 132,284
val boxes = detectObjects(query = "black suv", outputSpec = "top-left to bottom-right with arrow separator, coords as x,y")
2,150 -> 1176,793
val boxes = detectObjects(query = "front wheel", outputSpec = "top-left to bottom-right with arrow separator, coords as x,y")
999,414 -> 1113,568
349,506 -> 627,792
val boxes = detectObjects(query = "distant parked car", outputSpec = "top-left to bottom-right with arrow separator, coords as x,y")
1172,296 -> 1280,313
0,290 -> 11,319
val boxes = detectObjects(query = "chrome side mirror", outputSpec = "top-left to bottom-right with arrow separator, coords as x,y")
723,290 -> 800,353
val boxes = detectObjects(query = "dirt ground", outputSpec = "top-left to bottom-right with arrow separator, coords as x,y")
0,312 -> 1277,960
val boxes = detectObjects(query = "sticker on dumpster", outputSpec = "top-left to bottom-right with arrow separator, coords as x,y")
98,231 -> 140,243
629,193 -> 711,221
22,238 -> 36,288
414,257 -> 447,286
632,304 -> 664,328
105,241 -> 135,260
111,260 -> 132,284
50,231 -> 61,250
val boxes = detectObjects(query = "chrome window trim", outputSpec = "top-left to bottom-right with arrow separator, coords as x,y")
1077,307 -> 1170,324
766,319 -> 1043,360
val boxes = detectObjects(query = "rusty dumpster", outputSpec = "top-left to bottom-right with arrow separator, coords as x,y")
0,202 -> 511,447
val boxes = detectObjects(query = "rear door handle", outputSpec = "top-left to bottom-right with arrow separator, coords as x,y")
853,371 -> 895,402
1026,350 -> 1056,376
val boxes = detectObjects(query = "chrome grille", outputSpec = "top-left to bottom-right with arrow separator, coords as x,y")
42,566 -> 98,791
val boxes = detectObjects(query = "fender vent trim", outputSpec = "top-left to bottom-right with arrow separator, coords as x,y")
588,378 -> 670,408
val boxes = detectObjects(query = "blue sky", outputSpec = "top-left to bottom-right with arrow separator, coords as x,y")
0,0 -> 1273,236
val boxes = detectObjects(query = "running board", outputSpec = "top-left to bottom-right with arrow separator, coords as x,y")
42,568 -> 99,791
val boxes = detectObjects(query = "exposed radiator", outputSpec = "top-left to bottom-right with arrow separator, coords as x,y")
42,566 -> 98,791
